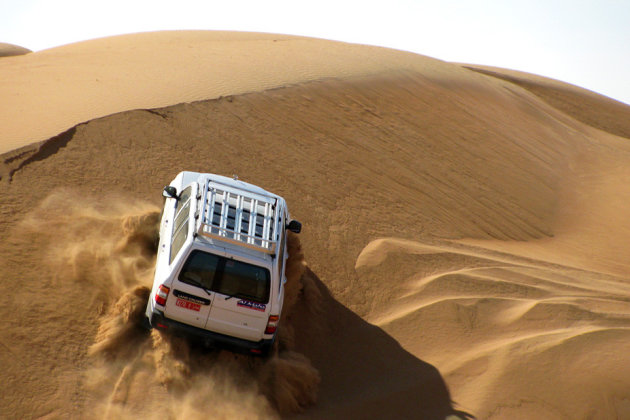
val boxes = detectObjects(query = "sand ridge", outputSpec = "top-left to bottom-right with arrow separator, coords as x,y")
1,31 -> 630,419
464,64 -> 630,138
0,30 -> 462,155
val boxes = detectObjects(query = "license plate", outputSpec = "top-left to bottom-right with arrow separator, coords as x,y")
176,298 -> 201,312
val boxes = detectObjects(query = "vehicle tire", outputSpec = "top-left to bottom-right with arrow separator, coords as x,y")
140,315 -> 152,331
259,340 -> 278,358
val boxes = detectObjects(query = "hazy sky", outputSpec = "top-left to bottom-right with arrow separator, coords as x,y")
2,0 -> 629,104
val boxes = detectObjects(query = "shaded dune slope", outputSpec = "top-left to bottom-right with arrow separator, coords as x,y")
1,35 -> 630,419
0,42 -> 31,57
464,65 -> 630,139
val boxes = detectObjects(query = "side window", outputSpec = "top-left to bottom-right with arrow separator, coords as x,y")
170,186 -> 192,264
170,220 -> 189,263
175,186 -> 192,214
277,211 -> 288,291
174,200 -> 190,234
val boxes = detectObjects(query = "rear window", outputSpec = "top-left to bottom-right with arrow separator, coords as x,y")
178,250 -> 270,303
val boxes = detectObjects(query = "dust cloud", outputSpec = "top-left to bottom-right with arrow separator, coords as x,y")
23,189 -> 319,419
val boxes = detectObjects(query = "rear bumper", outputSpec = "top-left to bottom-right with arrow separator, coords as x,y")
148,309 -> 274,355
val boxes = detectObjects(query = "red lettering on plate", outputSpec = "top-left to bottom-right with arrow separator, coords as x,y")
176,299 -> 201,312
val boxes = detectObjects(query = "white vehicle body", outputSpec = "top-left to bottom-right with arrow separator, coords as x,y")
145,171 -> 300,355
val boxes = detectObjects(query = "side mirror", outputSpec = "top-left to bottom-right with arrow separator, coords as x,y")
287,219 -> 302,234
163,186 -> 178,199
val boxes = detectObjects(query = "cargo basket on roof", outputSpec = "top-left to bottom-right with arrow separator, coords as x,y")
197,179 -> 278,254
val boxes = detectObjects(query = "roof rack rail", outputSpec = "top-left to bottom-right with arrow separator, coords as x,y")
197,178 -> 279,254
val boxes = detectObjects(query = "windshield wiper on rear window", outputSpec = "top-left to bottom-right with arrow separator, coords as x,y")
233,292 -> 260,301
181,277 -> 212,296
225,293 -> 254,301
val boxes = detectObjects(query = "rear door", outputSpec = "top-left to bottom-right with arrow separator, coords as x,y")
163,250 -> 219,328
204,258 -> 270,342
164,283 -> 213,328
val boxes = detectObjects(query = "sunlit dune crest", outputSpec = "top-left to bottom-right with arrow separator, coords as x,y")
0,30 -> 458,154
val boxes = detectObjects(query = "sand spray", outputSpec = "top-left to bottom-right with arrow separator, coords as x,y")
21,189 -> 319,419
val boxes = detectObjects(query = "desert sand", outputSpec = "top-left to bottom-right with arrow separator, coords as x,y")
1,31 -> 629,419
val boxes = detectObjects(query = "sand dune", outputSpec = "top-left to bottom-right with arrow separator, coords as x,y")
1,31 -> 629,419
0,30 -> 454,154
0,43 -> 31,57
355,238 -> 630,418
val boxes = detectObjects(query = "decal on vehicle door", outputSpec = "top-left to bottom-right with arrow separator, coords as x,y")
237,299 -> 267,312
173,289 -> 211,305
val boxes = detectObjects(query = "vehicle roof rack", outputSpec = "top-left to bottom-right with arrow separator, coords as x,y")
197,178 -> 279,254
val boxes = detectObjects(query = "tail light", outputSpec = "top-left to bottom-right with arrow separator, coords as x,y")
265,315 -> 279,334
155,284 -> 170,306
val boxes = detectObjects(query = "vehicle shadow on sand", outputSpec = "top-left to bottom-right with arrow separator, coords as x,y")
283,239 -> 473,419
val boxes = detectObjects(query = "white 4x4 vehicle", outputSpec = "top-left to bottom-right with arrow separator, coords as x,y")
145,171 -> 301,356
